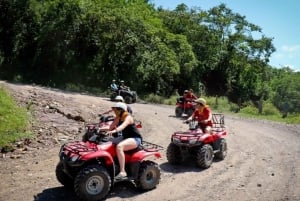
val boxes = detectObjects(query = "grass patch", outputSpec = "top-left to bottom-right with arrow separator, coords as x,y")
237,101 -> 300,124
0,86 -> 32,149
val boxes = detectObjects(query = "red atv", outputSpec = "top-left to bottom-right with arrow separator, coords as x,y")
167,113 -> 227,168
56,131 -> 163,201
175,97 -> 196,117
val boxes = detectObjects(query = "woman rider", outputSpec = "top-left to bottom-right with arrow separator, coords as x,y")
107,102 -> 142,180
186,98 -> 213,134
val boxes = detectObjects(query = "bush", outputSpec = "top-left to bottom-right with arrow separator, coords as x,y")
229,103 -> 240,113
144,93 -> 164,104
163,95 -> 178,105
262,102 -> 281,116
206,96 -> 230,112
239,104 -> 258,115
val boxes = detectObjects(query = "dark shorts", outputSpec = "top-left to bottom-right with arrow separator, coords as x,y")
112,136 -> 142,146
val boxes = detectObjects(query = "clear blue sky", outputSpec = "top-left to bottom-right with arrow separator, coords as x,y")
151,0 -> 300,71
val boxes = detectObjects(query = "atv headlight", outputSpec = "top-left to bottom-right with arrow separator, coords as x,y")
71,155 -> 80,162
172,137 -> 181,143
189,138 -> 197,144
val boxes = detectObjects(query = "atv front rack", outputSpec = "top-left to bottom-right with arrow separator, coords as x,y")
141,141 -> 164,152
62,141 -> 97,154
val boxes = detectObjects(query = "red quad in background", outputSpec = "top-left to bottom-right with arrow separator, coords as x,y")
175,97 -> 196,117
167,113 -> 228,168
56,122 -> 163,201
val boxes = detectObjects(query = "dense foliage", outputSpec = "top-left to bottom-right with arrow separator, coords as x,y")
0,0 -> 299,114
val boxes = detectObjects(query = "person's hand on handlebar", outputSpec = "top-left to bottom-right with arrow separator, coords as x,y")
107,129 -> 117,136
183,119 -> 190,124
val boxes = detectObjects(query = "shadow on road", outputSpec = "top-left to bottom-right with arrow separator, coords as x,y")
159,160 -> 205,174
34,181 -> 149,201
34,187 -> 79,201
159,155 -> 224,174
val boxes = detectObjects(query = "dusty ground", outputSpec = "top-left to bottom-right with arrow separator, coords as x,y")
0,81 -> 300,201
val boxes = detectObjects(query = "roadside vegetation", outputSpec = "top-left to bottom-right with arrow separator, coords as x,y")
0,86 -> 32,151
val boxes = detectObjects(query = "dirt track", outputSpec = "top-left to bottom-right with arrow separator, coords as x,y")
0,81 -> 300,201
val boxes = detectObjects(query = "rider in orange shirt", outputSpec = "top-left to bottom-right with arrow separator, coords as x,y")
186,98 -> 213,133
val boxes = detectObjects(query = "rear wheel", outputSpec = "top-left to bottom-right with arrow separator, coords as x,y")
132,92 -> 137,103
166,143 -> 184,164
175,107 -> 183,117
110,93 -> 117,101
215,139 -> 227,160
124,96 -> 133,104
136,161 -> 160,190
74,165 -> 111,201
55,161 -> 74,188
196,144 -> 214,168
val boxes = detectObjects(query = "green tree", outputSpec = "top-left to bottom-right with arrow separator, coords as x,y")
203,4 -> 275,101
271,68 -> 300,114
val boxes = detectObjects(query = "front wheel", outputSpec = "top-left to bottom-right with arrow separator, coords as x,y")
175,107 -> 183,117
110,92 -> 117,101
55,161 -> 74,188
74,165 -> 111,201
196,144 -> 214,168
166,143 -> 184,164
215,139 -> 227,160
124,96 -> 133,104
136,160 -> 160,190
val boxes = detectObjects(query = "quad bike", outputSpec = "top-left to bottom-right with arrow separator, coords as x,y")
110,87 -> 137,104
167,113 -> 227,169
56,129 -> 163,201
175,97 -> 196,117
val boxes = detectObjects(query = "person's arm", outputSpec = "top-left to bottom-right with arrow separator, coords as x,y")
109,117 -> 119,130
116,115 -> 133,131
186,112 -> 195,121
205,112 -> 212,123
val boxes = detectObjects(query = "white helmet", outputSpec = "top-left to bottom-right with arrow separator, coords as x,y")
112,102 -> 127,111
115,95 -> 124,102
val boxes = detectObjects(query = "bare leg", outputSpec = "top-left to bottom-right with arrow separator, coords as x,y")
116,138 -> 138,174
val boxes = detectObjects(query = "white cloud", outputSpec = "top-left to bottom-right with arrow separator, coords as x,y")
281,45 -> 300,53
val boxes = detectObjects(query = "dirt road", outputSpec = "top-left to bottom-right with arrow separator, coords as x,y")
0,81 -> 300,201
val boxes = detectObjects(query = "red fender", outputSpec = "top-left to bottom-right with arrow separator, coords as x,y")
128,150 -> 162,162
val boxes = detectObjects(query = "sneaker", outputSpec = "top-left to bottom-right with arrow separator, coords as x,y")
115,172 -> 127,180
